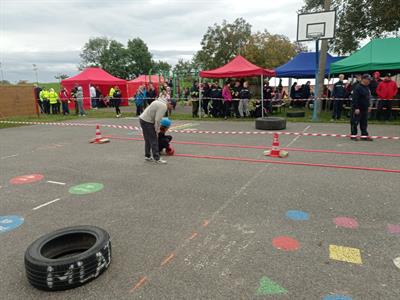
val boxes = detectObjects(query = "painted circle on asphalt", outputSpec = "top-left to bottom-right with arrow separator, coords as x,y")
272,236 -> 300,251
0,215 -> 24,233
286,210 -> 309,221
334,217 -> 359,229
10,174 -> 44,185
323,295 -> 352,300
69,183 -> 104,195
393,257 -> 400,269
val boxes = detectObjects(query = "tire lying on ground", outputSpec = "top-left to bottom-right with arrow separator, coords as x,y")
25,225 -> 111,291
286,111 -> 305,118
255,117 -> 286,130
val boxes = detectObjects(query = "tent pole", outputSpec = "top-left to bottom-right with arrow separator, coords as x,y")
261,74 -> 264,118
199,75 -> 202,119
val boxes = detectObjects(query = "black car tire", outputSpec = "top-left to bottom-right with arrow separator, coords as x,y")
287,111 -> 305,118
255,117 -> 286,130
25,225 -> 111,291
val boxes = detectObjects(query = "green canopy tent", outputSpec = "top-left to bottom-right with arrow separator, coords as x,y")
330,38 -> 400,75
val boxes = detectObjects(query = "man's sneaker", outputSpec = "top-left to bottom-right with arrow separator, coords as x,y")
154,158 -> 167,164
350,137 -> 359,141
361,137 -> 373,141
144,156 -> 154,162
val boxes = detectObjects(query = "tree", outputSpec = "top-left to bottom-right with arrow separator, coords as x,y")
102,40 -> 128,79
194,18 -> 252,69
0,80 -> 11,85
126,38 -> 153,78
79,37 -> 110,69
17,80 -> 29,84
173,59 -> 197,75
54,74 -> 69,81
152,60 -> 171,74
302,0 -> 400,54
244,31 -> 307,69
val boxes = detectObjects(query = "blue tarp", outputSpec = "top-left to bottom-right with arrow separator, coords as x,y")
275,52 -> 344,78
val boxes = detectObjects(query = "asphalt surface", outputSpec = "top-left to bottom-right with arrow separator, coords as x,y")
0,118 -> 399,299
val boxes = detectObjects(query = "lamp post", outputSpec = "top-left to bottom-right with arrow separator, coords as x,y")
0,62 -> 4,83
32,64 -> 38,84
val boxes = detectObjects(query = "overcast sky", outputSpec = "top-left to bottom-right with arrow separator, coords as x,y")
0,0 -> 305,82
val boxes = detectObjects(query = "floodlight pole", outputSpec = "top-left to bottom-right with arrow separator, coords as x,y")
312,39 -> 320,121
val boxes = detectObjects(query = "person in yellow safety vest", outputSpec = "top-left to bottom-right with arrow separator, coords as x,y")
109,87 -> 116,107
48,88 -> 59,114
40,88 -> 50,114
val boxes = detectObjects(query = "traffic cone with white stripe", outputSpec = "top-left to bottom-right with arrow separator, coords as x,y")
264,133 -> 288,158
90,124 -> 110,144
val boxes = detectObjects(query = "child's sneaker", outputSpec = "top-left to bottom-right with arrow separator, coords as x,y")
154,158 -> 167,164
144,156 -> 154,162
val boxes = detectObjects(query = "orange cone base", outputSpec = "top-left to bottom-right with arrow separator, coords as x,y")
263,150 -> 289,158
90,138 -> 110,144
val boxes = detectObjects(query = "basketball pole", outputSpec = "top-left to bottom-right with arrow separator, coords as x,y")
312,39 -> 320,121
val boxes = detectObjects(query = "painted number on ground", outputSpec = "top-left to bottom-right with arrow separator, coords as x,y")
69,183 -> 104,195
0,216 -> 24,233
10,174 -> 44,185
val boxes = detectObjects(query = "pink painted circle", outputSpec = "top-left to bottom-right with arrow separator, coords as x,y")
10,174 -> 44,185
272,236 -> 300,251
334,217 -> 359,229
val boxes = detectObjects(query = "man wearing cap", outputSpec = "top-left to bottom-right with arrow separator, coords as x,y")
139,90 -> 173,164
350,74 -> 373,141
369,71 -> 382,109
376,73 -> 398,121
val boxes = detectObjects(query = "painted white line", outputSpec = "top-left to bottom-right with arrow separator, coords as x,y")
286,125 -> 311,148
32,198 -> 61,211
1,154 -> 18,160
47,180 -> 66,186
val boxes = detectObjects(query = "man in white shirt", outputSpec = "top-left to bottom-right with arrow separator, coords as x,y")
139,91 -> 173,164
90,84 -> 97,109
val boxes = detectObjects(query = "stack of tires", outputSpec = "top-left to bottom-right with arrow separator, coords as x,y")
25,226 -> 111,291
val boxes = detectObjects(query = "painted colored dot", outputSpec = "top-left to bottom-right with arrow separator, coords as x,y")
0,215 -> 24,233
272,236 -> 300,251
286,210 -> 309,221
10,174 -> 44,185
387,224 -> 400,234
323,295 -> 352,300
69,183 -> 104,195
334,217 -> 359,229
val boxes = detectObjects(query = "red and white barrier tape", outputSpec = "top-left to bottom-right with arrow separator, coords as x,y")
0,120 -> 139,131
1,120 -> 398,140
169,129 -> 400,140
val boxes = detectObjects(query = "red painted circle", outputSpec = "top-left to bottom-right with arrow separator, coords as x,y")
334,217 -> 359,229
272,236 -> 300,251
10,174 -> 44,185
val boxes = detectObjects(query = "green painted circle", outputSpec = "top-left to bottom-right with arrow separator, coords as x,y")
69,183 -> 104,195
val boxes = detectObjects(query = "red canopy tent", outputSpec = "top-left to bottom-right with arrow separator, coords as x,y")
127,75 -> 164,98
61,67 -> 128,109
199,55 -> 275,78
199,55 -> 276,118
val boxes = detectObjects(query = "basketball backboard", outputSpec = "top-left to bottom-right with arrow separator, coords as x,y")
297,10 -> 336,42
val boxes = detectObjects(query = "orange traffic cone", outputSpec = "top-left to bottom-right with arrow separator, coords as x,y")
90,124 -> 110,144
264,133 -> 288,158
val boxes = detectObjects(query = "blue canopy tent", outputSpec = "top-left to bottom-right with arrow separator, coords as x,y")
275,52 -> 344,78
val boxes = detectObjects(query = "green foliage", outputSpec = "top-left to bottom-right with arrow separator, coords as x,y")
54,74 -> 69,81
244,31 -> 307,69
173,59 -> 197,75
302,0 -> 400,54
194,18 -> 252,69
79,37 -> 170,79
153,60 -> 172,74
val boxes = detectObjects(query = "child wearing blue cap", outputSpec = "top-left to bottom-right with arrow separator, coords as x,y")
158,117 -> 174,155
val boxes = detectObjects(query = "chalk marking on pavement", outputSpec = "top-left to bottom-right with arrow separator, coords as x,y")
1,154 -> 18,159
32,198 -> 61,210
188,232 -> 198,240
47,181 -> 66,186
286,125 -> 310,147
202,220 -> 209,227
160,253 -> 175,266
129,276 -> 148,293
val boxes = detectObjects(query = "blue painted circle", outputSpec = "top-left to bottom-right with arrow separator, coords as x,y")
323,295 -> 352,300
286,210 -> 309,221
0,215 -> 24,233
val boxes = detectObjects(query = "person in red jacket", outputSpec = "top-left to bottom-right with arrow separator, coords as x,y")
376,73 -> 398,121
59,86 -> 70,115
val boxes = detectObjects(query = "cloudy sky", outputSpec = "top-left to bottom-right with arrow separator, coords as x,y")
0,0 -> 305,82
